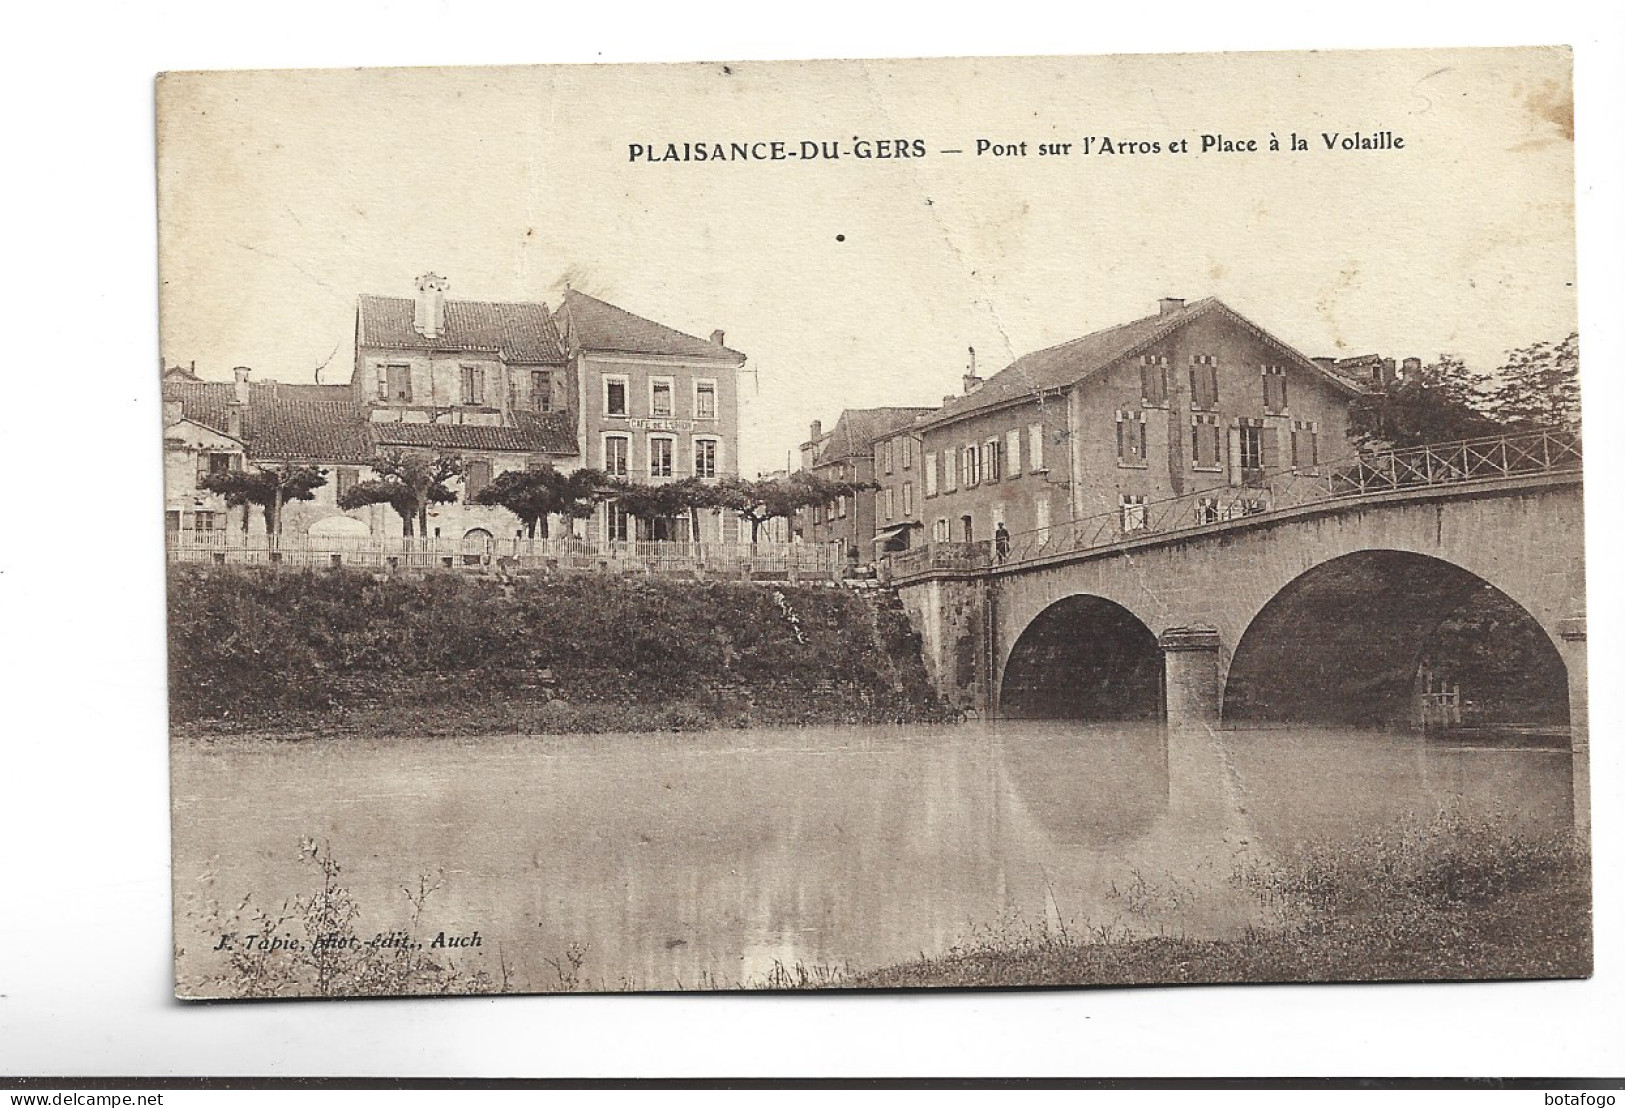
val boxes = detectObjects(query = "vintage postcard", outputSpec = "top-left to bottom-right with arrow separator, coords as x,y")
160,48 -> 1587,999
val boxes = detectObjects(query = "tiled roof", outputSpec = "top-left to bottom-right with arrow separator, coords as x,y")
814,407 -> 936,465
357,295 -> 568,364
922,298 -> 1362,428
560,289 -> 745,363
370,410 -> 577,455
162,381 -> 377,463
162,380 -> 578,461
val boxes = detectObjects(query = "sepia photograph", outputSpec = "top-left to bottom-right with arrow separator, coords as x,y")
155,48 -> 1589,1001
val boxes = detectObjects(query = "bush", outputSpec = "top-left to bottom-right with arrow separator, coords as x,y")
168,566 -> 950,733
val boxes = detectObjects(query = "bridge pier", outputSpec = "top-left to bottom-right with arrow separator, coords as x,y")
1558,616 -> 1587,751
1159,626 -> 1222,725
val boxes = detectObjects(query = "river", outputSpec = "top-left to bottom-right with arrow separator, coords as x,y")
170,721 -> 1585,995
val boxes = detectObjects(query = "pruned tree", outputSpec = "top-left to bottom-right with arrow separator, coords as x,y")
474,464 -> 607,538
602,476 -> 719,541
198,462 -> 328,536
1478,332 -> 1580,431
712,471 -> 873,545
338,449 -> 464,537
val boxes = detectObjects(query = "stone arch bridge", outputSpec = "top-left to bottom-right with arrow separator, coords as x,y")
890,433 -> 1587,745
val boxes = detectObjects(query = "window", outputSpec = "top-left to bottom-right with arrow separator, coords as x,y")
1120,494 -> 1148,533
694,437 -> 719,479
1195,496 -> 1221,525
532,370 -> 553,412
1035,497 -> 1051,544
924,452 -> 938,497
384,363 -> 412,403
650,377 -> 674,417
207,452 -> 233,475
985,438 -> 1001,481
606,503 -> 629,542
964,444 -> 981,486
933,518 -> 950,543
1239,421 -> 1265,477
193,510 -> 217,534
883,488 -> 895,521
1192,413 -> 1223,470
1263,365 -> 1288,413
694,380 -> 718,419
902,437 -> 913,469
902,481 -> 913,516
1116,409 -> 1148,466
1189,355 -> 1218,410
1028,423 -> 1045,471
961,515 -> 974,543
838,495 -> 848,519
459,365 -> 486,406
1006,429 -> 1021,477
648,435 -> 674,478
604,375 -> 629,417
336,466 -> 359,500
465,459 -> 493,500
882,440 -> 894,475
1141,355 -> 1169,407
603,434 -> 630,477
1291,420 -> 1320,469
943,448 -> 957,492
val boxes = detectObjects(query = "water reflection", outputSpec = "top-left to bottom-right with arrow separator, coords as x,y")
172,721 -> 1584,993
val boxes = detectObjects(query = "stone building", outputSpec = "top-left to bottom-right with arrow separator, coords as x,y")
163,274 -> 746,549
798,408 -> 935,563
557,289 -> 748,543
911,297 -> 1363,552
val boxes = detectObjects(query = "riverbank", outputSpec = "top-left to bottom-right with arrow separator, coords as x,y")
832,814 -> 1591,989
168,566 -> 951,736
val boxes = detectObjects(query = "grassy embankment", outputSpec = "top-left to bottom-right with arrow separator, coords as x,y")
838,812 -> 1591,989
167,565 -> 951,737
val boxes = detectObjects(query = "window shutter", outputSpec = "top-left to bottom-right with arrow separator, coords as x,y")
1228,422 -> 1242,486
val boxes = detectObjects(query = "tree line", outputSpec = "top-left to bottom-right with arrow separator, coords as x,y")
1347,332 -> 1579,450
198,447 -> 872,541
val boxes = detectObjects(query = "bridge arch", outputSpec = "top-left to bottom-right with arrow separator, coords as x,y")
997,593 -> 1164,720
1223,549 -> 1571,729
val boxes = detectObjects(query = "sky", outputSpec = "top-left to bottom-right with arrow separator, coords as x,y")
157,48 -> 1576,475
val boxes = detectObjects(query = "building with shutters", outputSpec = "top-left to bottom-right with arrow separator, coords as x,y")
164,274 -> 747,549
556,288 -> 748,543
798,407 -> 936,563
910,297 -> 1363,552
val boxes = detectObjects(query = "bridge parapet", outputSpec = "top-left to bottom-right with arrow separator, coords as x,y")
885,428 -> 1583,584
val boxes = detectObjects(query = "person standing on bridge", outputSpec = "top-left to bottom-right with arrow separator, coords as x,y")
995,522 -> 1011,563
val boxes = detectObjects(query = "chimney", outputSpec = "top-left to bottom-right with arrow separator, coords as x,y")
1159,297 -> 1186,316
710,329 -> 726,347
809,419 -> 823,441
413,272 -> 450,339
962,345 -> 983,394
232,365 -> 251,405
1401,356 -> 1421,379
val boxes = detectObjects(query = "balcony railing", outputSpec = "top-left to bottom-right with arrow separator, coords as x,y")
885,427 -> 1582,581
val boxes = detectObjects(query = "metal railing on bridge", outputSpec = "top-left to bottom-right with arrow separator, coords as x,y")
884,427 -> 1582,581
167,532 -> 845,581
